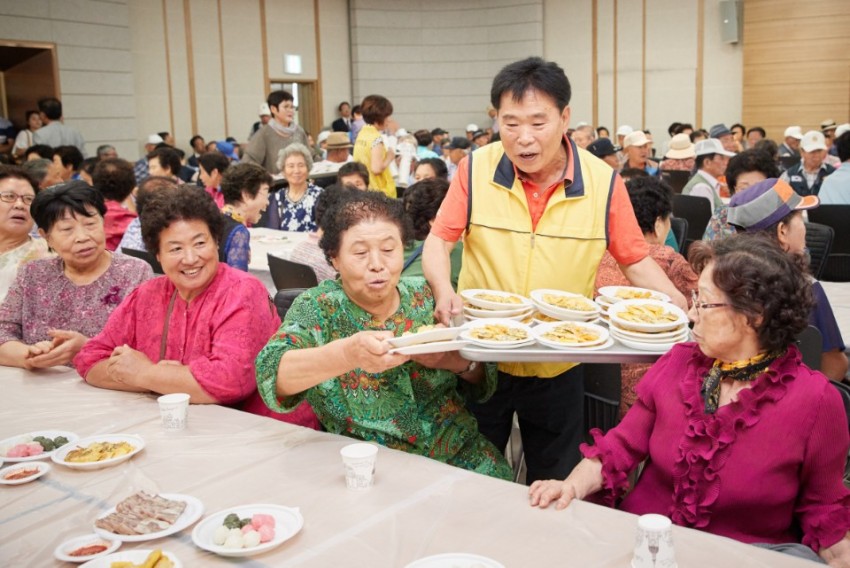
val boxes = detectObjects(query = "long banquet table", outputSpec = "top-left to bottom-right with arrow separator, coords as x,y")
0,366 -> 819,567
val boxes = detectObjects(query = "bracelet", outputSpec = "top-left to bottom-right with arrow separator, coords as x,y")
458,360 -> 478,375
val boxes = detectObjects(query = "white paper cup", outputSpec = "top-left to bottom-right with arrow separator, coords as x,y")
157,393 -> 190,431
632,514 -> 677,568
340,443 -> 378,490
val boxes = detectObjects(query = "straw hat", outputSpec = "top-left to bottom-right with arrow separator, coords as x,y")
665,133 -> 695,160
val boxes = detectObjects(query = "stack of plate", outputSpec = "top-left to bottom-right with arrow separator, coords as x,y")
459,318 -> 535,349
529,289 -> 601,323
460,289 -> 534,322
607,299 -> 690,352
532,321 -> 612,351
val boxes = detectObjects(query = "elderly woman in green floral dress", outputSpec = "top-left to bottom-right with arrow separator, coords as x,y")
255,190 -> 511,480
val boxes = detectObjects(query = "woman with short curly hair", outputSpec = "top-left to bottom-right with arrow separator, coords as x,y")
219,162 -> 272,271
75,185 -> 318,429
531,232 -> 850,565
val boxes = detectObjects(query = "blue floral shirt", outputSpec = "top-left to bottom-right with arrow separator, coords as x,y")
274,183 -> 322,232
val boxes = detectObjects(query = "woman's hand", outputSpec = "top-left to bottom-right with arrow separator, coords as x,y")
434,291 -> 463,326
528,458 -> 604,510
23,330 -> 87,369
106,345 -> 155,386
341,331 -> 409,374
821,532 -> 850,567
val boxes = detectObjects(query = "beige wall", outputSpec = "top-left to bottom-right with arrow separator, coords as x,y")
545,0 -> 743,150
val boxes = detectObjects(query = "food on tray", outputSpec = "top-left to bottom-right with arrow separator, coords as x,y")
474,292 -> 522,305
542,294 -> 595,311
402,324 -> 436,336
3,467 -> 41,481
615,304 -> 679,324
95,492 -> 187,535
213,513 -> 276,549
615,288 -> 654,300
5,435 -> 70,457
109,549 -> 174,568
469,324 -> 528,342
64,441 -> 135,463
542,324 -> 601,344
69,543 -> 111,557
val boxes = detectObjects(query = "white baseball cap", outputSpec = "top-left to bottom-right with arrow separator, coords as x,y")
800,130 -> 827,153
258,103 -> 271,116
316,130 -> 331,145
695,138 -> 735,157
835,123 -> 850,139
623,131 -> 650,148
146,134 -> 164,145
616,125 -> 634,137
466,123 -> 479,133
783,126 -> 803,140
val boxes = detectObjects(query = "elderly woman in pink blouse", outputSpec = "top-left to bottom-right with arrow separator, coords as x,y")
530,234 -> 850,565
74,186 -> 318,428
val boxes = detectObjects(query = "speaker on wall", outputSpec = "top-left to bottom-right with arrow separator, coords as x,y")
719,0 -> 742,44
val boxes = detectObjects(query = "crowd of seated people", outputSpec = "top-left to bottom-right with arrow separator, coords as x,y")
2,81 -> 850,565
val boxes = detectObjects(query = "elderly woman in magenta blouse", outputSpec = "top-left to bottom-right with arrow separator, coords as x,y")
255,190 -> 511,479
0,181 -> 151,369
75,186 -> 318,428
530,234 -> 850,565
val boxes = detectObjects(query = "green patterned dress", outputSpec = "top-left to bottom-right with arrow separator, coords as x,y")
255,277 -> 512,480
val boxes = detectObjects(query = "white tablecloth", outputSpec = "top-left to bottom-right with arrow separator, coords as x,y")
0,366 -> 817,567
248,228 -> 310,294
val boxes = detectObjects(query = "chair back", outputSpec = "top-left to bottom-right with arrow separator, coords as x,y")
273,287 -> 309,320
122,248 -> 164,274
804,222 -> 834,280
267,254 -> 319,291
672,194 -> 712,256
583,363 -> 622,435
670,217 -> 689,254
796,325 -> 822,371
309,172 -> 338,188
808,205 -> 850,281
660,170 -> 691,194
779,155 -> 799,172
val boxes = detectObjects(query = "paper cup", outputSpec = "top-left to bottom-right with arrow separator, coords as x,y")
157,393 -> 190,431
632,514 -> 677,568
340,443 -> 378,490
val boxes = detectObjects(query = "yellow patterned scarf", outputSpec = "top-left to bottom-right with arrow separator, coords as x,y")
701,349 -> 784,414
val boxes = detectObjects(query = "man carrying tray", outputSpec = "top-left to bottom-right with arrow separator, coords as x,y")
422,57 -> 686,484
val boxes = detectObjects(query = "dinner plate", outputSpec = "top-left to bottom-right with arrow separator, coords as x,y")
0,430 -> 79,463
598,286 -> 671,303
530,289 -> 601,321
0,461 -> 51,485
610,328 -> 690,345
463,304 -> 533,318
405,553 -> 505,568
460,289 -> 532,311
94,493 -> 204,542
459,319 -> 535,349
387,327 -> 462,348
80,549 -> 182,568
389,340 -> 471,355
51,434 -> 145,471
192,503 -> 304,558
532,321 -> 610,349
53,533 -> 121,563
465,311 -> 535,324
607,323 -> 690,341
608,300 -> 688,333
613,335 -> 687,353
535,336 -> 616,352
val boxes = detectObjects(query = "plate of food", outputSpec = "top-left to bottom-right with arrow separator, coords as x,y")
53,533 -> 121,563
608,324 -> 690,342
0,430 -> 78,462
532,321 -> 610,350
608,300 -> 687,333
389,340 -> 471,356
462,303 -> 533,319
459,319 -> 535,349
79,548 -> 181,568
530,289 -> 601,321
387,325 -> 462,349
51,434 -> 144,470
0,461 -> 51,485
598,286 -> 671,303
613,335 -> 686,353
94,491 -> 203,542
460,289 -> 532,311
405,553 -> 505,568
192,504 -> 304,558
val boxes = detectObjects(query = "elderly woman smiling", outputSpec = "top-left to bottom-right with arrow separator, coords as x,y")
0,181 -> 152,369
255,190 -> 511,479
265,143 -> 322,232
530,234 -> 850,564
75,186 -> 318,427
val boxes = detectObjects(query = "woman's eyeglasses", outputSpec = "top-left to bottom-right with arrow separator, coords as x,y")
0,192 -> 35,205
691,290 -> 729,313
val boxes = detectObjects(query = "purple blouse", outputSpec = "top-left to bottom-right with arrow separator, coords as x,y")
0,255 -> 153,345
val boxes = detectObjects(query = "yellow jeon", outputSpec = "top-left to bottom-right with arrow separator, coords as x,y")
616,289 -> 653,299
474,292 -> 523,304
64,441 -> 135,463
469,324 -> 528,342
542,294 -> 595,311
542,323 -> 601,344
110,549 -> 174,568
617,304 -> 678,324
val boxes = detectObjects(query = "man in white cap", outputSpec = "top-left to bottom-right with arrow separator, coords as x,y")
249,103 -> 272,140
133,133 -> 164,183
780,131 -> 835,197
681,139 -> 735,210
621,130 -> 659,175
615,124 -> 633,165
465,123 -> 479,142
778,126 -> 803,160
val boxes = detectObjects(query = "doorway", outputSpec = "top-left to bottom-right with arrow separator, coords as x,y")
0,41 -> 59,137
269,80 -> 321,140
